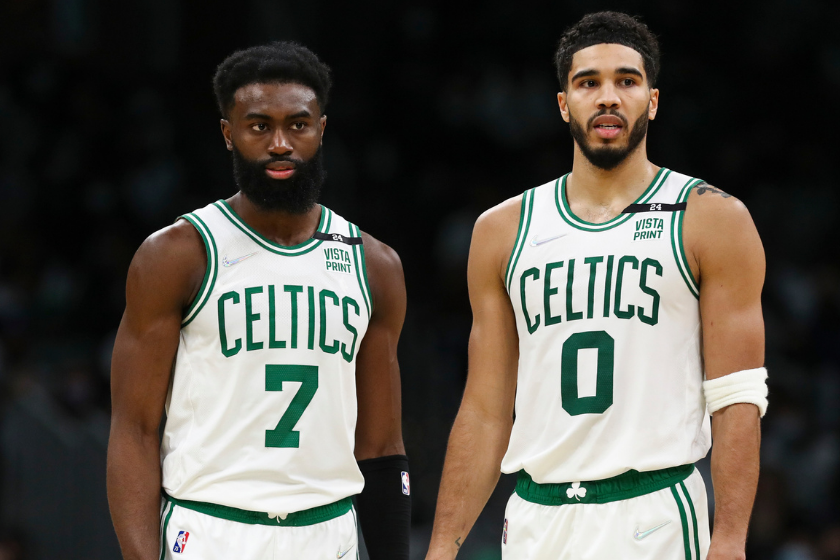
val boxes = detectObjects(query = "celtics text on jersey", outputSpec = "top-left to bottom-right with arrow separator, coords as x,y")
501,169 -> 711,484
161,200 -> 371,516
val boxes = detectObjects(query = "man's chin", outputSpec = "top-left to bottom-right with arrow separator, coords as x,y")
579,144 -> 634,171
588,131 -> 629,146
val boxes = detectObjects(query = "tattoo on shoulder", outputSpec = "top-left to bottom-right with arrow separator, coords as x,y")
695,182 -> 731,198
455,537 -> 462,549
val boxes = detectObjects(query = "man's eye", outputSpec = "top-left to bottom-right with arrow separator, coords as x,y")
292,122 -> 306,130
622,78 -> 635,86
252,123 -> 268,131
582,80 -> 596,88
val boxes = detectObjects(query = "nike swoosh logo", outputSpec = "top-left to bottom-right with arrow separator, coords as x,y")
337,544 -> 355,558
222,252 -> 258,267
530,233 -> 567,247
633,521 -> 671,540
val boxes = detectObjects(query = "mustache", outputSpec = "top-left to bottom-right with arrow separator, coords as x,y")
258,155 -> 305,168
587,109 -> 629,129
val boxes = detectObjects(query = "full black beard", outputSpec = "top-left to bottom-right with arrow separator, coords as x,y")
569,107 -> 649,171
232,146 -> 326,214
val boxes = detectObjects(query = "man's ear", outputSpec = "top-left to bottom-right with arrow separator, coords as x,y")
220,119 -> 233,151
557,92 -> 570,123
648,89 -> 659,121
319,114 -> 327,144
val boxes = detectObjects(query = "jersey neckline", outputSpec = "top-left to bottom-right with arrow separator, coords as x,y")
214,199 -> 332,256
555,167 -> 671,232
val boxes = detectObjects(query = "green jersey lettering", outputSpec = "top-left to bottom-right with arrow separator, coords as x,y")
565,258 -> 583,322
218,291 -> 242,357
520,267 -> 541,334
544,261 -> 564,326
245,286 -> 264,351
319,289 -> 340,354
639,258 -> 663,326
285,285 -> 303,349
341,296 -> 360,363
584,256 -> 604,319
614,256 -> 639,320
267,285 -> 286,349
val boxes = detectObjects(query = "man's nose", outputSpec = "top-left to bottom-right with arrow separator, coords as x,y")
268,130 -> 293,155
596,83 -> 621,109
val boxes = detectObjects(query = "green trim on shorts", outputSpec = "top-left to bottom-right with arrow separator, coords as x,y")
161,492 -> 353,527
680,480 -> 701,559
159,501 -> 175,560
671,485 -> 692,559
351,506 -> 360,560
515,464 -> 694,506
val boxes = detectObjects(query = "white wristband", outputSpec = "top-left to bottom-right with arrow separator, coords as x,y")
703,367 -> 768,417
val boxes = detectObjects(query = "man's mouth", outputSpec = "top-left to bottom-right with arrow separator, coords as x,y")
591,115 -> 625,140
265,162 -> 296,179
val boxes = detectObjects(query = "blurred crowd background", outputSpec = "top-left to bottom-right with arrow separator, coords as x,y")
1,0 -> 839,558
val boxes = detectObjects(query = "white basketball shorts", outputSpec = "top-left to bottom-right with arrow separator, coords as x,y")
502,465 -> 710,560
159,494 -> 358,560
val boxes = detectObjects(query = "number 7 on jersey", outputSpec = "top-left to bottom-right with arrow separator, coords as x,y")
265,364 -> 319,448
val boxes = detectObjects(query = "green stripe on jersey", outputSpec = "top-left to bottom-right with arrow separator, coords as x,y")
213,200 -> 331,256
349,223 -> 372,319
677,180 -> 701,294
504,189 -> 530,292
555,168 -> 671,232
180,213 -> 218,327
670,178 -> 703,298
505,189 -> 535,294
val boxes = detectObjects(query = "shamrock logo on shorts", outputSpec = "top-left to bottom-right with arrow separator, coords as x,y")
566,482 -> 587,501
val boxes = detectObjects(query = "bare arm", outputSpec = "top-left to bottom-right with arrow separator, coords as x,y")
426,198 -> 521,560
354,232 -> 407,459
106,221 -> 204,560
684,185 -> 765,560
353,233 -> 409,560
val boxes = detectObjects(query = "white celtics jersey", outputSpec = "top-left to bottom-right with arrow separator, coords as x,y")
161,200 -> 371,515
501,168 -> 711,483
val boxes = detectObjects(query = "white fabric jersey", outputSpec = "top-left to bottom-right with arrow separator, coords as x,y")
501,168 -> 711,483
161,200 -> 371,515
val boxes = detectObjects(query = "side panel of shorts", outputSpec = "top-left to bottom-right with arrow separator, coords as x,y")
159,500 -> 359,560
502,468 -> 710,560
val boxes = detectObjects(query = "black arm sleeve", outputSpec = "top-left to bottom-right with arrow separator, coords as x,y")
356,454 -> 411,560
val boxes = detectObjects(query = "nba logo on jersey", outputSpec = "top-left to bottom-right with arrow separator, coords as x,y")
173,531 -> 189,554
503,519 -> 508,544
401,471 -> 410,495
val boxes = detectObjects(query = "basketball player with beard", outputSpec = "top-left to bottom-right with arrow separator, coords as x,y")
108,42 -> 410,560
426,12 -> 766,560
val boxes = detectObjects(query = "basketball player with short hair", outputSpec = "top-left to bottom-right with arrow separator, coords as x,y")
107,42 -> 410,560
426,12 -> 765,560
